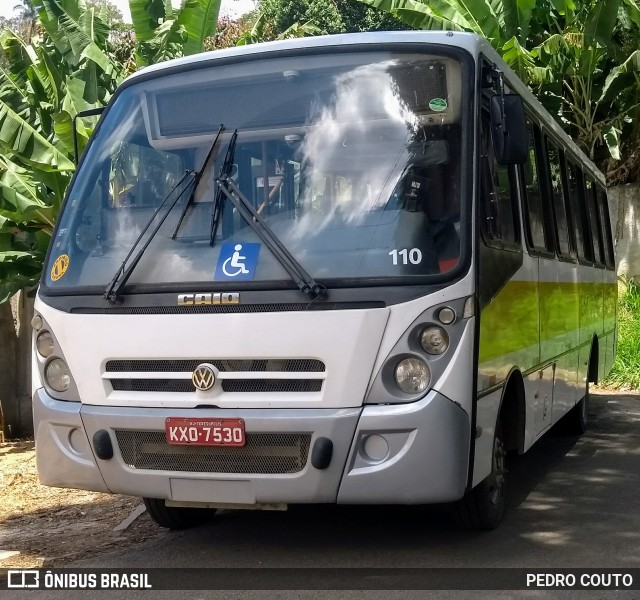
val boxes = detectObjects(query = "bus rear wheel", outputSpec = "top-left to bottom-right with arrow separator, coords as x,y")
455,424 -> 506,530
564,379 -> 589,435
143,498 -> 216,529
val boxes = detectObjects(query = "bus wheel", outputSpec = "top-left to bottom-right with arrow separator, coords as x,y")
143,498 -> 216,529
565,378 -> 589,435
455,424 -> 506,530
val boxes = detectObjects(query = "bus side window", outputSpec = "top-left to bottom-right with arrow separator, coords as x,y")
521,119 -> 550,252
545,140 -> 574,259
480,111 -> 519,246
566,161 -> 593,262
585,178 -> 604,267
596,186 -> 615,269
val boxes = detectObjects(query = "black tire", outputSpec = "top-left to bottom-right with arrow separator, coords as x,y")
455,424 -> 507,530
143,498 -> 216,530
564,378 -> 589,435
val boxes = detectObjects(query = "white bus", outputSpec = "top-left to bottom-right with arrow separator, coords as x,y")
33,31 -> 616,529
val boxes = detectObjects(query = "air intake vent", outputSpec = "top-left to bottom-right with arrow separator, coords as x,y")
106,359 -> 325,373
221,379 -> 323,393
115,430 -> 311,474
71,302 -> 384,314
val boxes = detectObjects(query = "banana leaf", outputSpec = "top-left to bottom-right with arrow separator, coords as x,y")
0,100 -> 74,171
178,0 -> 222,56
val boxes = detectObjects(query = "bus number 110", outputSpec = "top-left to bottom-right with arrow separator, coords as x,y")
389,248 -> 423,265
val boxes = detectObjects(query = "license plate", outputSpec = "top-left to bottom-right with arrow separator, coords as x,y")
165,417 -> 245,446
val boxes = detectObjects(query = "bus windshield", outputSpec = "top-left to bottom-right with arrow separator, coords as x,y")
46,50 -> 465,292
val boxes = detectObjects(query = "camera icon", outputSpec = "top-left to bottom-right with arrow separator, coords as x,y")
7,570 -> 39,588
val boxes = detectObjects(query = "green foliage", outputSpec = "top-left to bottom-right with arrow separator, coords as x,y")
236,11 -> 321,45
0,0 -> 123,302
335,0 -> 410,32
109,24 -> 137,75
179,0 -> 222,56
246,0 -> 408,44
206,14 -> 256,50
355,0 -> 640,181
136,16 -> 188,65
257,0 -> 344,37
130,0 -> 222,65
603,279 -> 640,390
0,0 -> 225,303
86,0 -> 125,25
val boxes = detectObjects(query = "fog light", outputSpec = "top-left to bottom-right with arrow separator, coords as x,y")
36,331 -> 54,358
394,357 -> 430,394
438,307 -> 456,325
420,326 -> 449,355
45,358 -> 71,392
363,435 -> 389,462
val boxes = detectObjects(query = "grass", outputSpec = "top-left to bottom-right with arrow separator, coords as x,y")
603,278 -> 640,390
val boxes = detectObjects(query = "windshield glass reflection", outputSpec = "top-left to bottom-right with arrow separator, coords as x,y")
47,51 -> 465,290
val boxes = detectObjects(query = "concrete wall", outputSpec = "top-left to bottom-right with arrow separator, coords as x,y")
609,183 -> 640,281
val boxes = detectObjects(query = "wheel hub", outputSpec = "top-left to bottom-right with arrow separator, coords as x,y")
487,437 -> 507,506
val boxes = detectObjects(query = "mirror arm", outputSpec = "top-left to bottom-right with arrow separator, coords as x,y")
490,68 -> 508,136
73,107 -> 105,164
498,72 -> 508,135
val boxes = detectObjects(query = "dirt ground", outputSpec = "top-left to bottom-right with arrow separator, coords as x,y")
0,439 -> 163,568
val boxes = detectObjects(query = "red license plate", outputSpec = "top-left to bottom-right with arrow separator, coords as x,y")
165,417 -> 245,446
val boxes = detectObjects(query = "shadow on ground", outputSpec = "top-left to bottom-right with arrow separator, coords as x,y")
72,392 -> 640,570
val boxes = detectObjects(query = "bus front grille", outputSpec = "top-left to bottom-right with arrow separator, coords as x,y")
114,430 -> 311,474
106,359 -> 325,373
105,358 -> 326,395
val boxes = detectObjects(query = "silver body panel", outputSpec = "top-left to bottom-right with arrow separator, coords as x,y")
33,386 -> 469,504
32,29 -> 615,512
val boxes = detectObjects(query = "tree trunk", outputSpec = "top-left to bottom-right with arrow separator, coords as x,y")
0,290 -> 34,440
15,289 -> 35,436
0,299 -> 18,440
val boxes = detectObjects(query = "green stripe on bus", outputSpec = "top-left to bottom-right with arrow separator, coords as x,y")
479,280 -> 616,363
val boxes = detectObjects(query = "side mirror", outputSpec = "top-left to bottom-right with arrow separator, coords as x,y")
490,94 -> 528,165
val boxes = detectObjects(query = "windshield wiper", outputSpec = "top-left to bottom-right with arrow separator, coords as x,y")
172,123 -> 225,240
215,159 -> 326,299
209,129 -> 237,246
104,170 -> 196,304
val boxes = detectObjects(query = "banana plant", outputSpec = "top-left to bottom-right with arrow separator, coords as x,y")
130,0 -> 223,66
0,0 -> 226,302
529,0 -> 640,162
356,0 -> 640,169
354,0 -> 541,80
235,12 -> 321,46
0,0 -> 124,302
0,32 -> 71,302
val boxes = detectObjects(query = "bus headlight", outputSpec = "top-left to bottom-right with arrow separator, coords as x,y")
394,358 -> 430,394
31,314 -> 43,331
36,331 -> 55,358
45,358 -> 71,392
420,326 -> 449,355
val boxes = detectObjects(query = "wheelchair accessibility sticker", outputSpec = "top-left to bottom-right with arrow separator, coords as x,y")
215,243 -> 261,280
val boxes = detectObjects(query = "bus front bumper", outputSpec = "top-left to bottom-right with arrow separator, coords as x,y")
33,388 -> 470,505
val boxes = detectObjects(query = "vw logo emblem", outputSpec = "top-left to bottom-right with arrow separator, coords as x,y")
192,364 -> 216,391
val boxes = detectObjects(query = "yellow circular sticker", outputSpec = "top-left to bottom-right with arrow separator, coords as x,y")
50,254 -> 70,281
